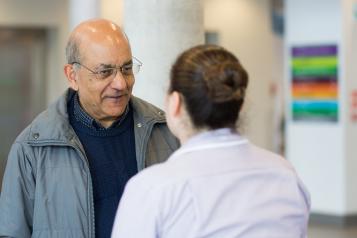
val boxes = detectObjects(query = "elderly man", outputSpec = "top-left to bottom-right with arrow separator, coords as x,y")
0,19 -> 179,238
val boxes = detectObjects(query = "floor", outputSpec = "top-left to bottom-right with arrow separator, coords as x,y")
309,223 -> 357,238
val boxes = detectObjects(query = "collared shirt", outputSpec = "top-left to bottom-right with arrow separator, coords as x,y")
73,93 -> 129,130
111,128 -> 310,238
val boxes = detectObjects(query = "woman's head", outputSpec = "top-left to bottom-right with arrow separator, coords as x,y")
168,45 -> 248,132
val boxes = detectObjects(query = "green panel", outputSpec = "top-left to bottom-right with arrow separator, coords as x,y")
292,66 -> 337,76
293,108 -> 338,117
292,56 -> 337,68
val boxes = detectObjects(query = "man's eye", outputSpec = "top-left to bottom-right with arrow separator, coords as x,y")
122,65 -> 133,75
97,69 -> 114,79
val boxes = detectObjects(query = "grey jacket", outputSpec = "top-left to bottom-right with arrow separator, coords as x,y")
0,89 -> 179,238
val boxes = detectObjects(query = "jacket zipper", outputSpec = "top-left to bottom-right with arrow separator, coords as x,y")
71,145 -> 95,238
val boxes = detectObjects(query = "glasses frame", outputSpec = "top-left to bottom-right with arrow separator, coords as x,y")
71,56 -> 143,81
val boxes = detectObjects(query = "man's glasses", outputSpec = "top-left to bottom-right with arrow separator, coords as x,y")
71,56 -> 143,81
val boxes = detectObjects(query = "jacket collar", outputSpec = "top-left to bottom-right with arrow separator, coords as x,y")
130,95 -> 166,126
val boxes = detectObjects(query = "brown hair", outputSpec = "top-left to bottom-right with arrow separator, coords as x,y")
169,45 -> 248,129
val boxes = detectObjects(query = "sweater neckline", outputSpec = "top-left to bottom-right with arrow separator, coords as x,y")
69,93 -> 133,137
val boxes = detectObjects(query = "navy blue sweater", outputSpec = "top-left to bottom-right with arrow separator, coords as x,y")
68,94 -> 137,238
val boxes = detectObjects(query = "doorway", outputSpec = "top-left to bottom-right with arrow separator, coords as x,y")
0,28 -> 47,188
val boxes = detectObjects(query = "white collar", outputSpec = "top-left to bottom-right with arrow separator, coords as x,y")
171,128 -> 249,159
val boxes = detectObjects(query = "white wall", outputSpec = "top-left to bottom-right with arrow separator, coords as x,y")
0,0 -> 69,105
343,0 -> 357,214
204,0 -> 277,150
285,0 -> 347,214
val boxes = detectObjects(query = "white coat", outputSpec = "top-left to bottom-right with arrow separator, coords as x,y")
112,128 -> 310,238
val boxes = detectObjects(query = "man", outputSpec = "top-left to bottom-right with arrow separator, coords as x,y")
0,19 -> 179,238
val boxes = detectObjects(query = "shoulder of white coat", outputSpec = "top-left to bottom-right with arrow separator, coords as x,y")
248,143 -> 296,171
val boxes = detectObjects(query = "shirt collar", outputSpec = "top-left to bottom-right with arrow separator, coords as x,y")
169,128 -> 248,160
73,92 -> 129,130
182,128 -> 243,148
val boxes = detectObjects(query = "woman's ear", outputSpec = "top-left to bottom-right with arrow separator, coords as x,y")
170,91 -> 182,117
64,64 -> 79,91
165,91 -> 183,138
165,91 -> 182,125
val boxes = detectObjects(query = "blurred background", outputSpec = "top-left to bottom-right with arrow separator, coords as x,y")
0,0 -> 357,237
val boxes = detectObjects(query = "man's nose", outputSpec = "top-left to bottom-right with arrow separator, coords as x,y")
110,69 -> 128,90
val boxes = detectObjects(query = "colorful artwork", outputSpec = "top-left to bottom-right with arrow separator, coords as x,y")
291,45 -> 338,122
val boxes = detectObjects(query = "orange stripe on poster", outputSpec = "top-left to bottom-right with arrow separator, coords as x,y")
292,82 -> 338,99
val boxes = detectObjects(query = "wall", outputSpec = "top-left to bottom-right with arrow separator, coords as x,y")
285,0 -> 346,214
343,0 -> 357,214
0,0 -> 69,105
0,0 -> 124,105
204,0 -> 278,150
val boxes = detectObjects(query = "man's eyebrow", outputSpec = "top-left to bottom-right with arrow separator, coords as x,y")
96,63 -> 114,70
96,60 -> 133,69
122,59 -> 133,66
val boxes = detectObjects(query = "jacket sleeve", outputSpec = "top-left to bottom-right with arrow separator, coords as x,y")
0,142 -> 35,238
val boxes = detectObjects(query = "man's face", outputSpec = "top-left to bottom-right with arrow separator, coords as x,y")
72,35 -> 135,127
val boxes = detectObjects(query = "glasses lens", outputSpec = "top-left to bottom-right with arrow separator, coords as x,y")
132,64 -> 141,74
121,65 -> 133,76
97,68 -> 115,80
132,57 -> 142,75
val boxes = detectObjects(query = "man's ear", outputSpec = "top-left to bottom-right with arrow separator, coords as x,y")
64,64 -> 79,91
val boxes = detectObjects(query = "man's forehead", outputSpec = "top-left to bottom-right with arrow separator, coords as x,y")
72,19 -> 128,47
78,32 -> 130,57
79,29 -> 127,45
74,19 -> 122,35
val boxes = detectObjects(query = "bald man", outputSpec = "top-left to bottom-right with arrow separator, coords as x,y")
0,19 -> 179,238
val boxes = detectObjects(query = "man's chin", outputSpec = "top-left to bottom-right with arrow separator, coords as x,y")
105,108 -> 127,118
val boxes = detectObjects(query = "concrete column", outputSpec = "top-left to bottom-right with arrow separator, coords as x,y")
124,0 -> 204,108
69,0 -> 100,29
101,0 -> 124,26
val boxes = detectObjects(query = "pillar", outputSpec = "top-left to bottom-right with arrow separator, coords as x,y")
124,0 -> 204,108
69,0 -> 100,29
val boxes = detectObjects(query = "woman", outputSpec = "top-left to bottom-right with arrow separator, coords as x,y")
111,45 -> 310,238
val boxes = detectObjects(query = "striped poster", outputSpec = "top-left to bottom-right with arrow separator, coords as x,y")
291,45 -> 338,122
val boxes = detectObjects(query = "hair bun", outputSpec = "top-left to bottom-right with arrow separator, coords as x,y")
169,44 -> 249,129
204,62 -> 248,103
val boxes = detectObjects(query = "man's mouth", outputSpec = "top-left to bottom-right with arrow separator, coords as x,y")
104,93 -> 128,100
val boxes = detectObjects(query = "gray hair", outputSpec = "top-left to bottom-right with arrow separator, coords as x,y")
65,36 -> 81,64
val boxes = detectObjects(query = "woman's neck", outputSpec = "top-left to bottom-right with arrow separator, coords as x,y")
178,126 -> 208,145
